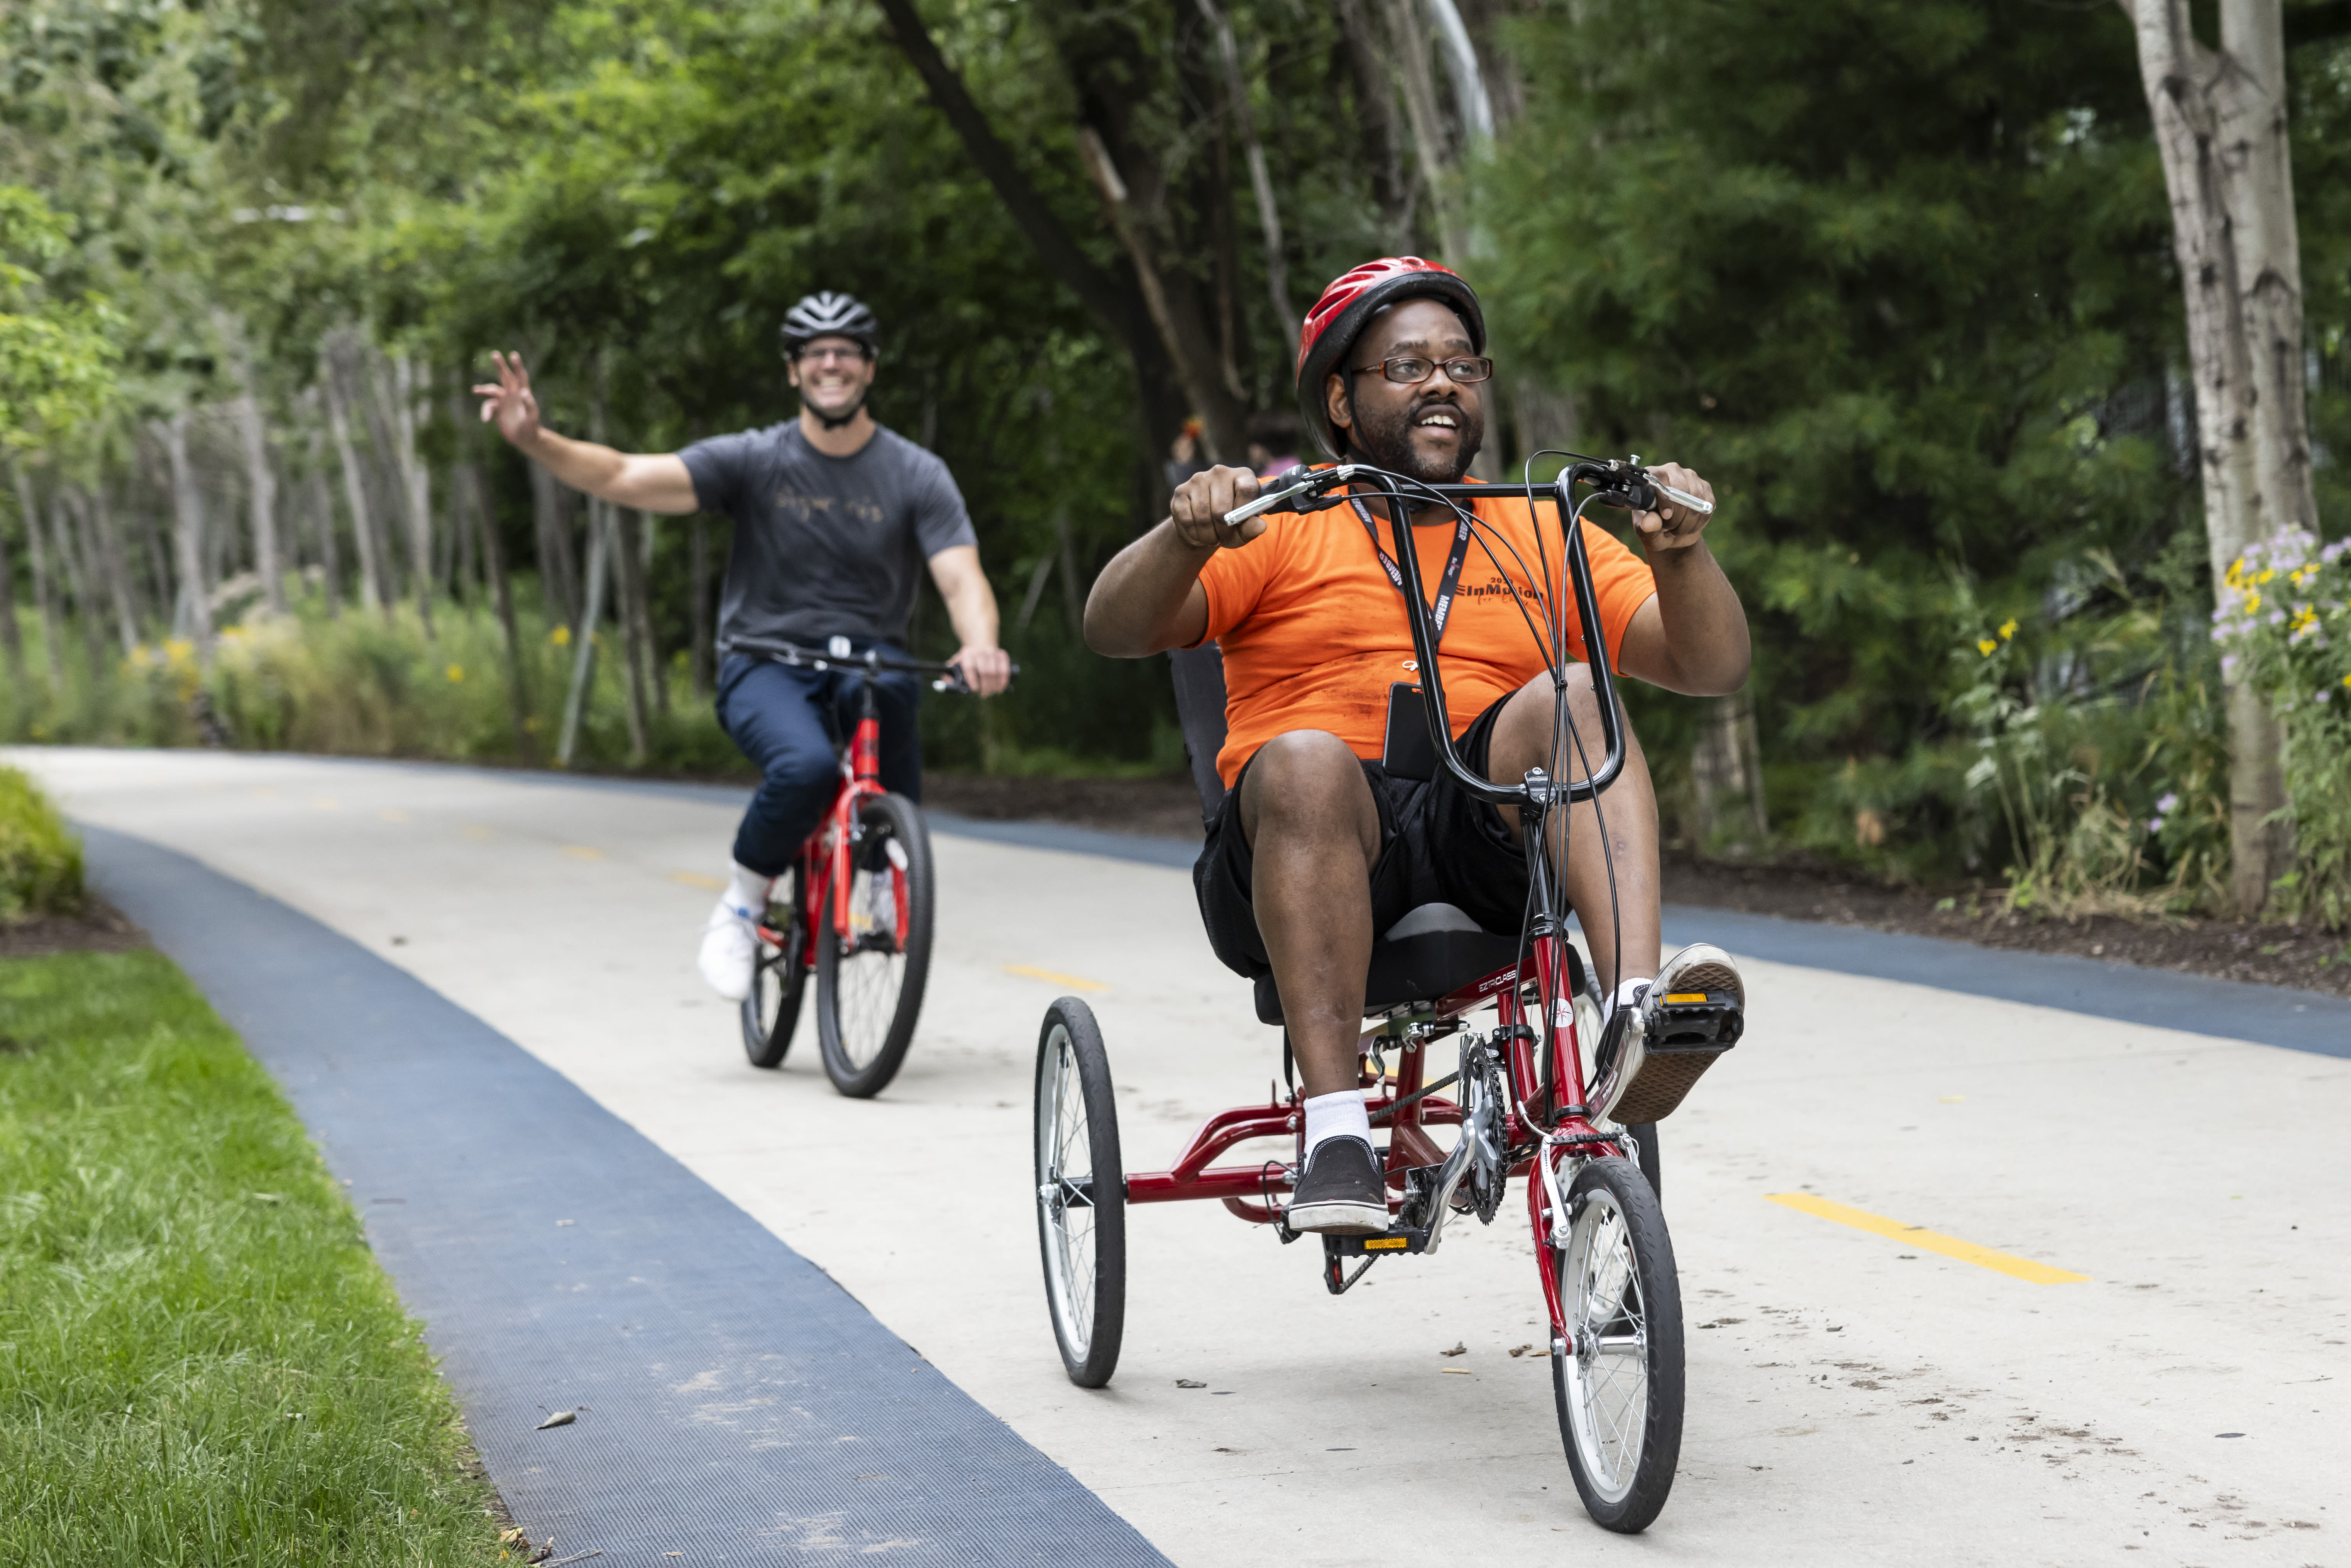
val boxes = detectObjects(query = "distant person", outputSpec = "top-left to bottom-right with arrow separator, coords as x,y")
473,291 -> 1012,1001
1163,416 -> 1210,497
1245,409 -> 1303,479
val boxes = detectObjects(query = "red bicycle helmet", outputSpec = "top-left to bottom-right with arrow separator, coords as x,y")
1294,257 -> 1485,459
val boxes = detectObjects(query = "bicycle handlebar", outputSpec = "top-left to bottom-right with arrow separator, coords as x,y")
1218,460 -> 1666,812
725,636 -> 1018,694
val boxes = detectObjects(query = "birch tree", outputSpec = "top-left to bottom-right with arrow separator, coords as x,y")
2121,0 -> 2318,913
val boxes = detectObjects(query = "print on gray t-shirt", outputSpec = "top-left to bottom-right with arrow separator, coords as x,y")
679,421 -> 978,653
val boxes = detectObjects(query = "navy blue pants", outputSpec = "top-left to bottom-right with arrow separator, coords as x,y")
714,651 -> 924,877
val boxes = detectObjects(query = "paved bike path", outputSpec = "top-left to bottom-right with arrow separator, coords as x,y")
18,748 -> 2349,1568
78,823 -> 1171,1568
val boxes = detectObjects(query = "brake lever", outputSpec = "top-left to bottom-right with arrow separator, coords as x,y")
1220,463 -> 1362,529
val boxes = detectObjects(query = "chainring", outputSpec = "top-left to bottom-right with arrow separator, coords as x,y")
1457,1043 -> 1511,1225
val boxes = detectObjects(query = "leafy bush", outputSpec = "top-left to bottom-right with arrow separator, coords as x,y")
0,765 -> 81,921
2212,529 -> 2351,929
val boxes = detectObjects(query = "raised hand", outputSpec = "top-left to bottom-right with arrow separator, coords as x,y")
471,350 -> 542,450
1170,464 -> 1268,552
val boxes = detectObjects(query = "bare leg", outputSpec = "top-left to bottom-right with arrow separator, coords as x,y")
1485,665 -> 1662,992
1237,731 -> 1383,1098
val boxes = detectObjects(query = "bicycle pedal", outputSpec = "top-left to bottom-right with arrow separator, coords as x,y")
1646,990 -> 1743,1053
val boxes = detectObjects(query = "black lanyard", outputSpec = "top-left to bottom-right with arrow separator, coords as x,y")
1348,492 -> 1474,654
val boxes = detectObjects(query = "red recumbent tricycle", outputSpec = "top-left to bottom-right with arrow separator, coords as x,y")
1030,457 -> 1739,1534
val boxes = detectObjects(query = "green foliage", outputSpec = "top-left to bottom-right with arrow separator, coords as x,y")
2212,529 -> 2351,929
0,766 -> 85,920
1479,0 -> 2209,890
0,951 -> 505,1565
0,186 -> 117,448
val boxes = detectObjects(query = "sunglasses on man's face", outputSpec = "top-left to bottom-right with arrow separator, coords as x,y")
1350,354 -> 1494,386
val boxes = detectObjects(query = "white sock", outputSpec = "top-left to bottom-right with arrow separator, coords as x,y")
1302,1089 -> 1373,1160
725,863 -> 772,913
1608,976 -> 1654,1020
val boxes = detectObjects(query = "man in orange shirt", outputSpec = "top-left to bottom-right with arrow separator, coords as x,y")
1086,258 -> 1754,1234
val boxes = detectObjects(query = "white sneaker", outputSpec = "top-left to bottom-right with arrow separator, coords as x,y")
699,896 -> 761,1002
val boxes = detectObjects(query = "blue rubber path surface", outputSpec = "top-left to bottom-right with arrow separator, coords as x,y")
81,824 -> 1173,1567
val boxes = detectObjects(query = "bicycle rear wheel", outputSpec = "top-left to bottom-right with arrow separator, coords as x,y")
1034,998 -> 1125,1387
815,792 -> 934,1098
1552,1155 -> 1684,1533
740,866 -> 807,1069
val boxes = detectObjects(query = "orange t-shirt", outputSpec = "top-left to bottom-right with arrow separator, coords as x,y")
1195,486 -> 1657,787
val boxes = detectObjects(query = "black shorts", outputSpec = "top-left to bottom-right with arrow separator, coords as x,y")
1193,694 -> 1530,979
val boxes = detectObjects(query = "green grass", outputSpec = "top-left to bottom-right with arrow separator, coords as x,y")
0,952 -> 505,1566
0,766 -> 83,921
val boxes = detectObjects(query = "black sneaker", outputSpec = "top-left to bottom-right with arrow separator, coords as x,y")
1286,1136 -> 1388,1235
1592,944 -> 1746,1125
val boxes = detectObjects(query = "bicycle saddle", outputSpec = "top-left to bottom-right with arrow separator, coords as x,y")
1253,903 -> 1522,1027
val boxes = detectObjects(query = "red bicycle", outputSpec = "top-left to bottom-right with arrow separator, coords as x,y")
735,639 -> 1002,1098
1031,458 -> 1741,1533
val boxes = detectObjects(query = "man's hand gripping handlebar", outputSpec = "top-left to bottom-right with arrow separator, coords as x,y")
1219,458 -> 1715,533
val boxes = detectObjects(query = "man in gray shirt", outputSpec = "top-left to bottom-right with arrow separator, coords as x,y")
474,292 -> 1010,1001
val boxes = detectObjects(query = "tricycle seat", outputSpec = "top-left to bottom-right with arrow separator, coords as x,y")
1253,903 -> 1522,1026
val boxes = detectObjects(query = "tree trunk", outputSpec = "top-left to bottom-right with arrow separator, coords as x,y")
52,491 -> 106,675
635,511 -> 667,719
450,386 -> 535,763
87,484 -> 141,650
389,353 -> 437,639
12,467 -> 64,692
1422,0 -> 1494,144
531,462 -> 582,631
303,401 -> 342,617
231,381 -> 286,616
2124,0 -> 2316,915
131,442 -> 176,630
556,504 -> 610,768
160,413 -> 216,661
0,475 -> 20,680
1336,0 -> 1414,247
322,347 -> 387,616
688,514 -> 712,698
1193,0 -> 1299,347
1690,690 -> 1769,855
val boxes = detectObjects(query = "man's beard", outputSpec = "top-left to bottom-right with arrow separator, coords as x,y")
803,387 -> 867,431
1346,393 -> 1483,483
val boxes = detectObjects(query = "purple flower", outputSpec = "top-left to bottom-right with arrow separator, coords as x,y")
2148,817 -> 2166,835
2319,688 -> 2334,704
2156,792 -> 2179,813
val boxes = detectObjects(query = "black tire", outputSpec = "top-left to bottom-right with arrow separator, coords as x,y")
1630,1121 -> 1661,1200
740,866 -> 808,1069
1551,1155 -> 1684,1534
815,793 -> 934,1098
1034,998 -> 1126,1388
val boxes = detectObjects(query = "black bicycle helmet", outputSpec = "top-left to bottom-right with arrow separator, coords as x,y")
1294,257 -> 1484,459
780,291 -> 879,357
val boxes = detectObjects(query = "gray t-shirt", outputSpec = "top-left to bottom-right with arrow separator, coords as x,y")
679,421 -> 977,653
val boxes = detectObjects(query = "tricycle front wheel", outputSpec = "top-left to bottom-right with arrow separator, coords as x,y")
1034,998 -> 1126,1389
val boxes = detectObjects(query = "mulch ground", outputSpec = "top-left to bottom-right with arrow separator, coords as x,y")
922,772 -> 2351,1001
0,895 -> 151,958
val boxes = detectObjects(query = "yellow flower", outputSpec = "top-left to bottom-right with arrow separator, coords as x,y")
446,663 -> 465,683
1998,618 -> 2018,641
550,625 -> 572,647
1977,638 -> 1998,657
2342,673 -> 2351,689
2224,556 -> 2246,587
2256,568 -> 2277,584
2290,606 -> 2317,633
2244,591 -> 2262,615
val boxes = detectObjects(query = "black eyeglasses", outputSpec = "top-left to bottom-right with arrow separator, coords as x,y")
1350,354 -> 1494,386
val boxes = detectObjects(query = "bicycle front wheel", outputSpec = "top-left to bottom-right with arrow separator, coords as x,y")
815,792 -> 935,1098
1552,1155 -> 1685,1533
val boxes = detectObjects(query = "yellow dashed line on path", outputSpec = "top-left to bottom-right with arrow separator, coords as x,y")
671,871 -> 724,890
462,825 -> 493,841
561,846 -> 606,861
1004,964 -> 1110,993
311,796 -> 340,811
1765,1193 -> 2088,1284
379,809 -> 410,823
